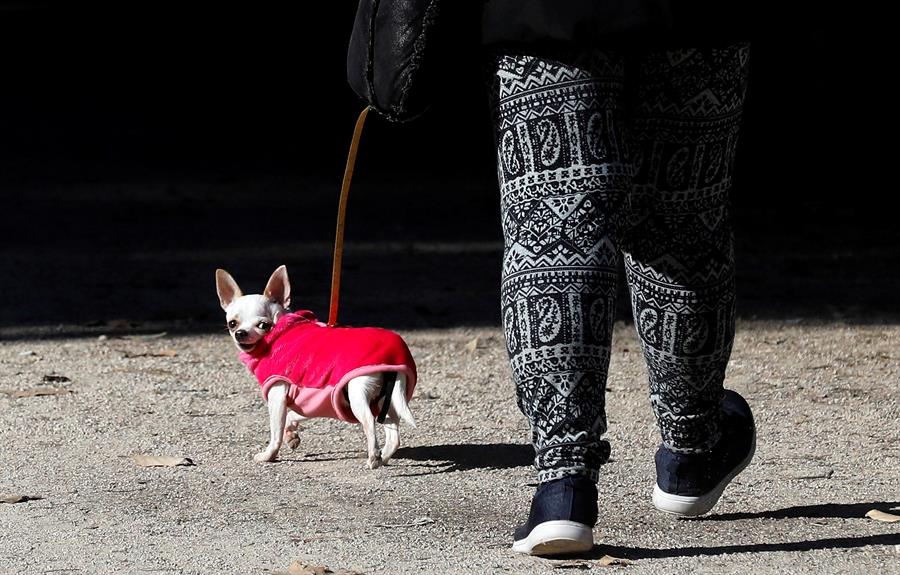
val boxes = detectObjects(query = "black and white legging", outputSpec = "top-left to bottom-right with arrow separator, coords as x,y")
488,45 -> 750,483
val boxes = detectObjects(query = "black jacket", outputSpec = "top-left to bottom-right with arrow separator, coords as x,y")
347,1 -> 754,120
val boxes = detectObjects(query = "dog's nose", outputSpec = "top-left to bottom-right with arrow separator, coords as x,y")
235,329 -> 248,341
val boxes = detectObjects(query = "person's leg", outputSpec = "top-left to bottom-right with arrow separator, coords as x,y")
623,44 -> 755,514
487,50 -> 629,553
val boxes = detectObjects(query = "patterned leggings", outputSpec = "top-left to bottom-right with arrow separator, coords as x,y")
488,45 -> 750,483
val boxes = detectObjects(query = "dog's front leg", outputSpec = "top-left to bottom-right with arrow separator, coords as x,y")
254,382 -> 288,463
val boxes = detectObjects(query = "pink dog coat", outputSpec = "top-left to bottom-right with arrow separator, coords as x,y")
239,311 -> 416,423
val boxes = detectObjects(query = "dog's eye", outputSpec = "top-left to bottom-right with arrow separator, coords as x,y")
227,320 -> 237,329
258,321 -> 271,331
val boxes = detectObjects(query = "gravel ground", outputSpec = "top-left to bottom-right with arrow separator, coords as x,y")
1,181 -> 898,573
2,319 -> 898,574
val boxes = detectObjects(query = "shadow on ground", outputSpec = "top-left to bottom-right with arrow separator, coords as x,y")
700,501 -> 900,522
394,442 -> 534,474
595,533 -> 900,561
575,501 -> 900,560
228,443 -> 533,473
2,177 -> 899,338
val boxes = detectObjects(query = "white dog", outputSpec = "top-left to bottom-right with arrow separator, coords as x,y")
216,265 -> 416,468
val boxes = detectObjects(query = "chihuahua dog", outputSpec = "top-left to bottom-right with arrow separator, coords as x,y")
216,265 -> 416,468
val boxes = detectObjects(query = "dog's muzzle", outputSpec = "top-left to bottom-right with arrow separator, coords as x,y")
234,330 -> 257,351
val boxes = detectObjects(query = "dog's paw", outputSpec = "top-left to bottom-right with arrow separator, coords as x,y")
283,430 -> 301,450
367,454 -> 383,470
254,451 -> 277,463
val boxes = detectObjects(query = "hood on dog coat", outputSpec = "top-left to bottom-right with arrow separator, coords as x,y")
239,311 -> 416,423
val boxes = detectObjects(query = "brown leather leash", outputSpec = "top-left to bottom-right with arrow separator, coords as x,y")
327,106 -> 370,327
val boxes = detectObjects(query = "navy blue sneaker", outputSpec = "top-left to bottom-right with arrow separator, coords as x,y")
652,390 -> 756,516
512,475 -> 597,555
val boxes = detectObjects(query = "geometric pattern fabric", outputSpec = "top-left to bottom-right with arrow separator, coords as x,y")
488,44 -> 751,482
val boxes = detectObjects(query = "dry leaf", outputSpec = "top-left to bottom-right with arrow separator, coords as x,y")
598,555 -> 631,566
123,349 -> 178,358
1,387 -> 73,398
289,562 -> 327,575
1,494 -> 42,504
866,509 -> 900,523
465,337 -> 480,353
551,560 -> 591,569
131,455 -> 195,467
42,374 -> 71,383
790,468 -> 834,480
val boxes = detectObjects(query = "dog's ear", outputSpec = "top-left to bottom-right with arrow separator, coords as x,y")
215,269 -> 243,310
264,265 -> 291,309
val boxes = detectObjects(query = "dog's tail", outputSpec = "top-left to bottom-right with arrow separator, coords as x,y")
392,374 -> 416,428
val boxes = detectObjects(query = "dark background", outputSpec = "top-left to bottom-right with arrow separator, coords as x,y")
0,4 -> 895,335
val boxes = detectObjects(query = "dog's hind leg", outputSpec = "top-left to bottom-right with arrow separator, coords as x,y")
348,374 -> 382,469
380,372 -> 413,464
380,417 -> 400,464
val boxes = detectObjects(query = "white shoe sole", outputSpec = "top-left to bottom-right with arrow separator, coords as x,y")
653,434 -> 756,517
511,520 -> 594,556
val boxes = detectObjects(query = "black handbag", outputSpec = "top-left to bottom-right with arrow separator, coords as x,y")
347,0 -> 480,122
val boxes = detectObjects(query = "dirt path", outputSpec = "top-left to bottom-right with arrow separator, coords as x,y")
2,320 -> 898,574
